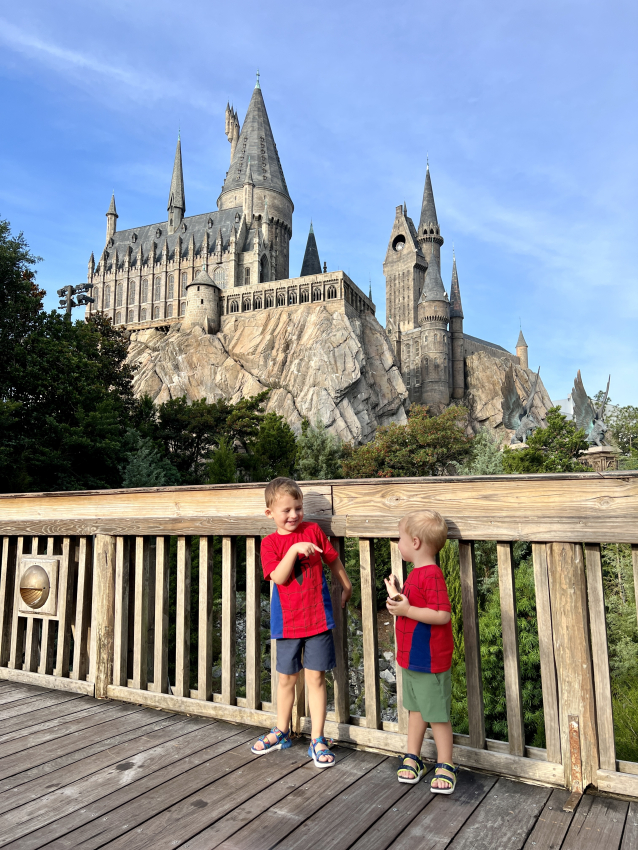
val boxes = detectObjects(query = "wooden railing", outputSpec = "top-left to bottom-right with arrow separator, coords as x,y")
1,473 -> 638,799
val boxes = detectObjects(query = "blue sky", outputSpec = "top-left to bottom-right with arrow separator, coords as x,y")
1,0 -> 636,404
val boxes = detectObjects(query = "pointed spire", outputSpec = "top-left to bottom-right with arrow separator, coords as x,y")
245,156 -> 254,185
516,329 -> 528,348
107,193 -> 117,216
106,193 -> 118,242
300,222 -> 321,277
450,254 -> 463,318
419,251 -> 447,303
419,164 -> 438,231
167,136 -> 186,216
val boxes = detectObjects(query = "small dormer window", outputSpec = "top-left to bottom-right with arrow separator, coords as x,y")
131,233 -> 137,243
235,212 -> 240,223
208,218 -> 213,229
156,227 -> 162,238
108,237 -> 114,248
182,222 -> 187,232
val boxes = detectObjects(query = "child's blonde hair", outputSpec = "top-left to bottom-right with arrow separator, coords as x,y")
264,477 -> 304,508
399,510 -> 448,552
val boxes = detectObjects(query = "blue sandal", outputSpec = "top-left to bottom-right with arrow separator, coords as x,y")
430,762 -> 459,794
397,753 -> 425,784
250,726 -> 292,755
308,736 -> 335,768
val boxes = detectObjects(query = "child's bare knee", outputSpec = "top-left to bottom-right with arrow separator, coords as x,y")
278,673 -> 298,688
304,669 -> 325,687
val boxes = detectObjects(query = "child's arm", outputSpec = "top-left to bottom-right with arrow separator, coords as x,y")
327,557 -> 352,608
386,594 -> 451,625
269,542 -> 323,585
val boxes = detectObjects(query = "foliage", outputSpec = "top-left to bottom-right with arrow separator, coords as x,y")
502,406 -> 589,473
245,411 -> 297,482
457,428 -> 504,475
206,438 -> 238,484
295,419 -> 344,480
120,431 -> 180,488
607,405 -> 638,455
341,405 -> 473,478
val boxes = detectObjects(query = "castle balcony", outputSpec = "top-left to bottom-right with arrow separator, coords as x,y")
0,472 -> 637,847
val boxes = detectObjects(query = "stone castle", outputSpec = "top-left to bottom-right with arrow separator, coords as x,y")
85,76 -> 541,439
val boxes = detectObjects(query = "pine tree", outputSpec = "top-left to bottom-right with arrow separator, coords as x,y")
121,432 -> 180,488
295,419 -> 344,480
206,438 -> 237,484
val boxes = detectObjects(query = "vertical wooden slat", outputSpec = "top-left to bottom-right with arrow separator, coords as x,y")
532,542 -> 561,764
245,537 -> 261,710
359,538 -> 381,729
270,580 -> 278,710
174,536 -> 191,697
71,537 -> 92,681
497,541 -> 525,757
54,537 -> 76,678
132,536 -> 150,691
153,536 -> 170,693
112,537 -> 130,687
91,534 -> 116,699
146,538 -> 156,686
390,540 -> 408,735
8,537 -> 26,670
0,537 -> 17,666
198,536 -> 214,702
547,542 -> 599,789
632,545 -> 638,622
585,543 -> 616,771
221,536 -> 237,706
330,536 -> 350,724
38,537 -> 56,676
459,540 -> 486,750
23,538 -> 39,672
291,669 -> 306,734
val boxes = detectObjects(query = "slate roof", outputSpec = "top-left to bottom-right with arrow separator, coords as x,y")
450,255 -> 463,318
516,329 -> 528,347
464,333 -> 510,354
419,251 -> 447,302
219,84 -> 291,203
300,223 -> 321,276
107,194 -> 117,216
418,165 -> 439,231
168,138 -> 185,212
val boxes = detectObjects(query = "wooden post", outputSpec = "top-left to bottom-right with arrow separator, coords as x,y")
390,540 -> 408,735
153,536 -> 170,694
198,536 -> 214,702
221,536 -> 237,706
91,534 -> 116,699
245,537 -> 262,710
497,542 -> 525,757
132,536 -> 150,691
459,541 -> 486,750
0,537 -> 17,667
547,542 -> 599,789
330,536 -> 350,725
359,538 -> 381,729
531,543 -> 561,764
174,536 -> 191,697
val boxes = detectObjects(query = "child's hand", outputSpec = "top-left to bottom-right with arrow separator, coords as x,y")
340,583 -> 352,609
384,576 -> 402,597
386,594 -> 410,617
293,541 -> 323,558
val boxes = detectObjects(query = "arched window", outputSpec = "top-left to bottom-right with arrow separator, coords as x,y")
154,276 -> 161,300
277,292 -> 286,307
245,268 -> 250,286
254,296 -> 262,310
434,333 -> 438,343
327,285 -> 337,299
128,282 -> 135,304
154,305 -> 160,320
434,357 -> 439,375
128,309 -> 134,323
288,290 -> 297,305
230,300 -> 239,313
265,293 -> 273,308
116,284 -> 123,307
168,274 -> 174,299
114,311 -> 120,324
301,289 -> 309,303
312,288 -> 321,302
166,303 -> 173,318
142,279 -> 148,302
214,267 -> 225,286
181,272 -> 188,295
260,255 -> 269,283
424,357 -> 429,376
180,301 -> 185,316
243,299 -> 251,311
104,285 -> 111,308
140,308 -> 147,321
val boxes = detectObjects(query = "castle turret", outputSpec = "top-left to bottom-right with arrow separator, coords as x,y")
417,163 -> 444,266
181,263 -> 221,334
225,103 -> 240,163
449,252 -> 465,400
167,135 -> 185,235
383,203 -> 427,333
300,222 -> 321,276
418,250 -> 450,406
105,194 -> 118,244
516,329 -> 529,370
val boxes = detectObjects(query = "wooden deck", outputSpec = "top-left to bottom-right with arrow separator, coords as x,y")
0,681 -> 634,850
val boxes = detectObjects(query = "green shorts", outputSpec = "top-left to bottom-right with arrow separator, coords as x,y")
402,667 -> 451,723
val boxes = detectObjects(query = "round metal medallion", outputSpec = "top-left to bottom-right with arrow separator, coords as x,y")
20,565 -> 50,610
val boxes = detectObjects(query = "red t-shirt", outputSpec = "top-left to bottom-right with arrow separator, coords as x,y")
395,564 -> 453,673
261,521 -> 338,639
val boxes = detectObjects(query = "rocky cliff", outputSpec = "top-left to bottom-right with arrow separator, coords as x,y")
126,305 -> 409,444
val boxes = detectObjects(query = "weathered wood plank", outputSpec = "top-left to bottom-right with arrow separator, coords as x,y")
37,538 -> 55,676
8,537 -> 26,670
0,689 -> 79,721
0,537 -> 17,667
560,794 -> 627,850
152,536 -> 170,694
547,542 -> 599,789
497,541 -> 525,757
585,543 -> 616,771
173,536 -> 191,698
459,540 -> 485,750
23,538 -> 40,673
112,536 -> 130,688
622,801 -> 638,850
245,536 -> 261,710
531,542 -> 561,764
54,536 -> 76,678
0,693 -> 88,739
196,536 -> 214,702
598,769 -> 638,797
359,538 -> 381,729
331,536 -> 350,724
0,665 -> 95,695
221,536 -> 237,706
270,579 -> 278,712
389,539 -> 408,735
521,788 -> 578,849
132,536 -> 150,691
71,536 -> 92,681
90,534 -> 117,699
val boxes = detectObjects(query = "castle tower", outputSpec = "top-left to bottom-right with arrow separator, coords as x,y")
225,103 -> 240,163
217,75 -> 293,280
516,329 -> 529,369
383,203 -> 427,334
418,250 -> 450,406
167,135 -> 186,235
449,252 -> 465,400
417,164 -> 444,266
300,222 -> 321,276
105,194 -> 118,244
181,263 -> 221,334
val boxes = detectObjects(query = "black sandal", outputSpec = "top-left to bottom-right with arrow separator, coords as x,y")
397,753 -> 425,784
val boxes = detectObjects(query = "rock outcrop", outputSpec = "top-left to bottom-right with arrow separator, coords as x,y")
464,351 -> 554,443
126,305 -> 408,444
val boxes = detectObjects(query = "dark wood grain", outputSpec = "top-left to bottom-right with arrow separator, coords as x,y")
560,794 -> 628,850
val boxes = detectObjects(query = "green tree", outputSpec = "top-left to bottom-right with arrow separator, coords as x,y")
295,419 -> 344,480
246,411 -> 297,482
457,428 -> 504,475
607,405 -> 638,454
502,406 -> 589,473
120,431 -> 181,488
342,405 -> 473,478
206,438 -> 238,484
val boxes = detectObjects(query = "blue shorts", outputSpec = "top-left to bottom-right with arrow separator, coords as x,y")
275,630 -> 336,675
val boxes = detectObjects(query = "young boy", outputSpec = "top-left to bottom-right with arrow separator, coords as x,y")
385,509 -> 457,793
251,477 -> 352,767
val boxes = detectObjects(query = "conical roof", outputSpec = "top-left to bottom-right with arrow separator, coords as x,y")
419,252 -> 447,303
167,137 -> 185,213
418,165 -> 438,231
450,255 -> 463,318
220,84 -> 291,202
300,222 -> 321,276
516,329 -> 528,348
190,265 -> 217,287
107,194 -> 117,216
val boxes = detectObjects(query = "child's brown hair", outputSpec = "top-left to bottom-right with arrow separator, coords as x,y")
399,510 -> 448,552
264,477 -> 304,508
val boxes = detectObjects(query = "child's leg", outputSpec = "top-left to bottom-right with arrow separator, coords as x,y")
252,672 -> 297,751
398,710 -> 428,779
430,720 -> 454,789
305,669 -> 332,763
